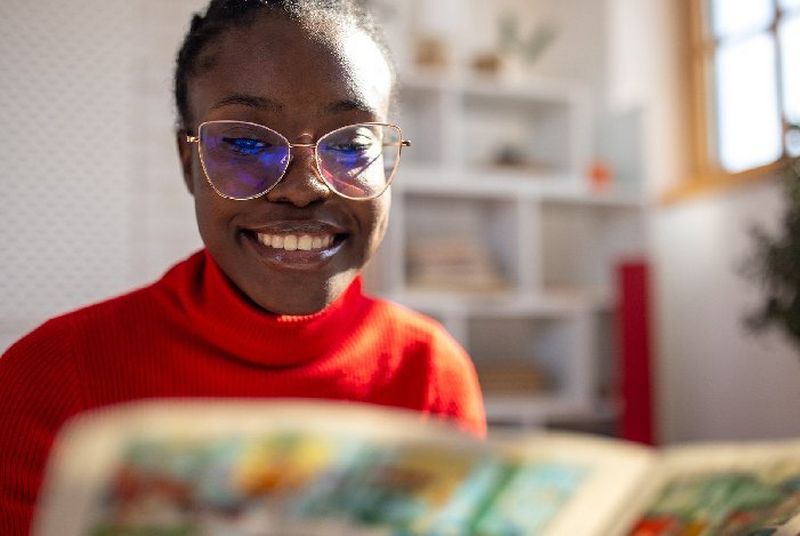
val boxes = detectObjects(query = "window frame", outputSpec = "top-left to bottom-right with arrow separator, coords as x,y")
667,0 -> 793,203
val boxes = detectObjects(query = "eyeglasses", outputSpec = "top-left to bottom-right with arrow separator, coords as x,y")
186,121 -> 411,201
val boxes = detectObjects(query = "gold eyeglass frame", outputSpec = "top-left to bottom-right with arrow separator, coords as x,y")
185,120 -> 411,201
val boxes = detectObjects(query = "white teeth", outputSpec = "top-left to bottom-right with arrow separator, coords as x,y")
297,235 -> 312,251
256,233 -> 336,251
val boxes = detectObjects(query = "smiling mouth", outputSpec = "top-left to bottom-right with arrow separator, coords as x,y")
242,227 -> 348,270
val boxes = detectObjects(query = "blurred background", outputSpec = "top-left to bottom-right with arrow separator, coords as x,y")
1,0 -> 799,444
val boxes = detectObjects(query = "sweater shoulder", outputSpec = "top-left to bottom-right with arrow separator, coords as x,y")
7,285 -> 158,352
361,295 -> 486,435
53,284 -> 157,331
1,252 -> 203,378
1,286 -> 141,364
361,295 -> 472,371
10,251 -> 202,342
363,295 -> 487,437
363,295 -> 450,341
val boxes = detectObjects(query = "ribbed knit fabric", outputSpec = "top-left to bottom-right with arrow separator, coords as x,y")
0,250 -> 485,534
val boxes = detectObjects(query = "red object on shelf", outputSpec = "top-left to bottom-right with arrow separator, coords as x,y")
588,159 -> 613,192
617,259 -> 655,445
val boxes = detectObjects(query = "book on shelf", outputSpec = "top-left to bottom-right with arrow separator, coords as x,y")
35,400 -> 800,536
406,236 -> 508,292
474,358 -> 550,395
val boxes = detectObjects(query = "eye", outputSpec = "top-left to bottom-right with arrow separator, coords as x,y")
222,136 -> 270,156
326,139 -> 373,154
322,135 -> 379,165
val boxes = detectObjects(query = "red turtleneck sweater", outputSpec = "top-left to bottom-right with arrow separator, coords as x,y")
0,250 -> 485,534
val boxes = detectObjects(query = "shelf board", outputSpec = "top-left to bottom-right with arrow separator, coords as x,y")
546,397 -> 622,425
399,70 -> 585,104
397,167 -> 645,207
401,165 -> 570,192
484,394 -> 592,423
462,76 -> 585,104
540,188 -> 647,208
543,287 -> 615,311
385,288 -> 610,316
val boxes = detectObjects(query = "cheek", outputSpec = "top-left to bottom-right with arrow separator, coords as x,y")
192,166 -> 213,229
191,152 -> 209,196
364,193 -> 391,252
377,194 -> 391,241
192,167 -> 232,245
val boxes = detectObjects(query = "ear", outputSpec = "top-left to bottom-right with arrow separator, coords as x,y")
176,130 -> 195,196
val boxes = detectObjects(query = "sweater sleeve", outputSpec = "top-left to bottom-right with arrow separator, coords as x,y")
0,319 -> 86,535
426,328 -> 487,438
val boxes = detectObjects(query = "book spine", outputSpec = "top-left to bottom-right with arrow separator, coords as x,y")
618,260 -> 655,445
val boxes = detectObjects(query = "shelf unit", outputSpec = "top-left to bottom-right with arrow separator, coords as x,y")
364,3 -> 648,429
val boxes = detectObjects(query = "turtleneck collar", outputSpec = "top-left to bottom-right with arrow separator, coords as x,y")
168,250 -> 368,368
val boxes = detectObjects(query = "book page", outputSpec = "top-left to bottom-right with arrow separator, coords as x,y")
34,400 -> 655,536
481,433 -> 656,535
605,440 -> 800,535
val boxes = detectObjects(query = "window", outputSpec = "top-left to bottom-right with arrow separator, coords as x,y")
678,0 -> 800,199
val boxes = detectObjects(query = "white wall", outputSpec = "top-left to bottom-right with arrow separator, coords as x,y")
655,182 -> 800,441
0,0 -> 204,352
607,0 -> 800,442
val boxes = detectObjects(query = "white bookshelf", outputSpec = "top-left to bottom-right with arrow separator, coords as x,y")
365,0 -> 648,428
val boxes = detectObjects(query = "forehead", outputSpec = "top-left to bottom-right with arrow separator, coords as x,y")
187,12 -> 392,125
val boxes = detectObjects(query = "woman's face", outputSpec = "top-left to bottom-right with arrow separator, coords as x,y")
177,13 -> 393,314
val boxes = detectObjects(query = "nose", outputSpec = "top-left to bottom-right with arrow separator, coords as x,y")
264,144 -> 331,207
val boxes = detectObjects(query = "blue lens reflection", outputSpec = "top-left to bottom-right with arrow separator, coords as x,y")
321,141 -> 373,165
222,136 -> 270,156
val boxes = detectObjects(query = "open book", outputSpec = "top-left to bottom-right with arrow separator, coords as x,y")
35,400 -> 800,535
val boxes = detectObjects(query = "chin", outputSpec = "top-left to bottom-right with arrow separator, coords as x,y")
245,269 -> 358,315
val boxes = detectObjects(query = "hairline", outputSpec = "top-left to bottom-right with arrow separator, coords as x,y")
175,3 -> 397,131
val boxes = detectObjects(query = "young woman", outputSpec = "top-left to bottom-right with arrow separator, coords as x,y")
0,0 -> 485,531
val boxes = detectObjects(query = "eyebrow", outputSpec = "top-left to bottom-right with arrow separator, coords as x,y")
326,98 -> 378,115
209,93 -> 377,115
210,94 -> 284,112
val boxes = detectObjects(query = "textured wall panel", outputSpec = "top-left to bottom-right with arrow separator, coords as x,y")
0,0 -> 204,351
0,0 -> 136,321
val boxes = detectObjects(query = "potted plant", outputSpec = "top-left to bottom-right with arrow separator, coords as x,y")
745,143 -> 800,349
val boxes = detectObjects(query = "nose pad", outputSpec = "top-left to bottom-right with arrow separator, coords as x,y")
265,144 -> 331,206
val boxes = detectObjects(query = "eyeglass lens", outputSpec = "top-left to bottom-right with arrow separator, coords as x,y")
199,122 -> 289,199
197,122 -> 401,200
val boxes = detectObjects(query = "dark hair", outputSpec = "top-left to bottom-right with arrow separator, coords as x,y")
174,0 -> 394,130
